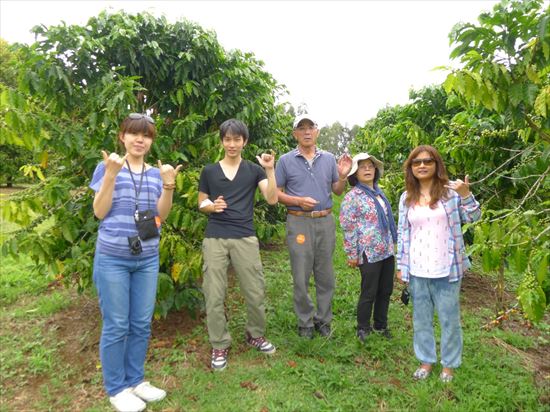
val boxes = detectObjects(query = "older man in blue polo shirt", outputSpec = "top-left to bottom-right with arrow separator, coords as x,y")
276,114 -> 352,338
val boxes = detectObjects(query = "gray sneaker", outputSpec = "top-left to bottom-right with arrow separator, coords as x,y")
314,322 -> 332,337
357,327 -> 372,343
374,328 -> 392,339
298,326 -> 314,339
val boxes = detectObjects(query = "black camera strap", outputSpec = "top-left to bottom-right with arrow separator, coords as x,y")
125,160 -> 152,218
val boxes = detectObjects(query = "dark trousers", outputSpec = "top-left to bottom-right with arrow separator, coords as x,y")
357,255 -> 395,331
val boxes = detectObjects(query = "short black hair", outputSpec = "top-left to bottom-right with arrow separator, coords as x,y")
219,119 -> 249,141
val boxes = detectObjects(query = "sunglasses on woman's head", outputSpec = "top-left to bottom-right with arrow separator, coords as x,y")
411,158 -> 435,167
128,113 -> 155,124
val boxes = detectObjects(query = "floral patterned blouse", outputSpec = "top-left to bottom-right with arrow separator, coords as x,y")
339,186 -> 395,265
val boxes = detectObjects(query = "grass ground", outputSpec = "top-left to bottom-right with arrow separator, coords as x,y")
1,189 -> 548,411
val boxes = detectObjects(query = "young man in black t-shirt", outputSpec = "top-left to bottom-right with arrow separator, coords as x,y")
198,119 -> 278,370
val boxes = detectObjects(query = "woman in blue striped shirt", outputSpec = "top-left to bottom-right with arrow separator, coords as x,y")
396,145 -> 481,383
90,113 -> 181,412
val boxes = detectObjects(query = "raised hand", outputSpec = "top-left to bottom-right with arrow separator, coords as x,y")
101,150 -> 128,177
445,175 -> 471,198
157,160 -> 183,185
213,195 -> 227,213
256,151 -> 276,170
337,152 -> 353,179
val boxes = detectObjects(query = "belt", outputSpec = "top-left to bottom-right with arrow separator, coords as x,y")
287,208 -> 332,218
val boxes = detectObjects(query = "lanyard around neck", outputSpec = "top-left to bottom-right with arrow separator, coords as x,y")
125,160 -> 149,211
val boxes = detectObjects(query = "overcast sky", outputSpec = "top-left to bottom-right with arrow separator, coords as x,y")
1,0 -> 506,127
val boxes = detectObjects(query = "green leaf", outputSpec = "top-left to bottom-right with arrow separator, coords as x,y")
534,87 -> 549,118
518,284 -> 546,323
508,247 -> 528,274
509,83 -> 524,107
535,254 -> 548,284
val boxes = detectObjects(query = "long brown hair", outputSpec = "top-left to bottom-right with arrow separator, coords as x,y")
404,145 -> 449,208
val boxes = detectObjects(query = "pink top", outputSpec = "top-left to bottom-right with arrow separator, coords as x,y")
408,201 -> 451,278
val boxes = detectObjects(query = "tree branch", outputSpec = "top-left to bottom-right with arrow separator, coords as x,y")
525,115 -> 550,143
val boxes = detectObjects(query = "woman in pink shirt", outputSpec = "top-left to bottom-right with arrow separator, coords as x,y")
396,145 -> 481,383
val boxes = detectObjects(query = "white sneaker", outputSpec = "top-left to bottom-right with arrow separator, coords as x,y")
132,381 -> 167,402
109,388 -> 146,412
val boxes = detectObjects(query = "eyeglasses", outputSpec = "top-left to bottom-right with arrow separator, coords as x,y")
295,126 -> 317,132
411,158 -> 435,167
128,113 -> 155,124
358,163 -> 376,170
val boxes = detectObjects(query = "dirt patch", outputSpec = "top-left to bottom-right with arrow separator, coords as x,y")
2,267 -> 548,409
461,271 -> 549,403
460,270 -> 514,310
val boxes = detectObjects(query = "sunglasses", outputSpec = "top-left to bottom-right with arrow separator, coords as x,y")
411,158 -> 435,167
128,113 -> 155,124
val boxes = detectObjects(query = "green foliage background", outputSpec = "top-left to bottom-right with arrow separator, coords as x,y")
0,11 -> 294,317
1,0 -> 548,321
352,0 -> 549,321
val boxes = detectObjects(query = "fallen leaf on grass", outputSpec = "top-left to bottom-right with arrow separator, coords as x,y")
313,390 -> 325,399
287,360 -> 297,368
150,339 -> 171,348
240,381 -> 259,390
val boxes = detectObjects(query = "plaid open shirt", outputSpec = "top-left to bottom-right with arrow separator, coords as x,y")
396,190 -> 481,283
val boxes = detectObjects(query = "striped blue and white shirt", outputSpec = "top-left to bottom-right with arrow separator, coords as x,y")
90,162 -> 162,259
396,190 -> 481,283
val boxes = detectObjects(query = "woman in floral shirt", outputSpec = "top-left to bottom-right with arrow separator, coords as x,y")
339,153 -> 397,342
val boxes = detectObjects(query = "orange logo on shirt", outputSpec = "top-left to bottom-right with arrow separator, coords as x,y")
296,234 -> 306,244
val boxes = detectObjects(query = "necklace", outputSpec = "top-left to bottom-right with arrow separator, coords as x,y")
420,192 -> 430,205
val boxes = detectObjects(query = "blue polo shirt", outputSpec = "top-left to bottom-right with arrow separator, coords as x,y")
275,148 -> 339,211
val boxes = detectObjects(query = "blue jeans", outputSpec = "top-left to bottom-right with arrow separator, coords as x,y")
93,252 -> 159,396
409,275 -> 462,369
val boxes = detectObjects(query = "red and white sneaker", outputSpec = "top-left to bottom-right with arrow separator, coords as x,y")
245,331 -> 276,354
211,347 -> 229,370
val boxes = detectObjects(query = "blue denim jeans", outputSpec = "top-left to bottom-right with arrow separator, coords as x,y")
93,252 -> 159,396
409,275 -> 462,369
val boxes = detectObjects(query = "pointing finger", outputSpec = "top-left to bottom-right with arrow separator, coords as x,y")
101,150 -> 109,161
175,164 -> 183,174
121,153 -> 129,163
157,159 -> 163,169
465,175 -> 469,185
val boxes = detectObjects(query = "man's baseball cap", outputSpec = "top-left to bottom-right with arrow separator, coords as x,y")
293,114 -> 318,129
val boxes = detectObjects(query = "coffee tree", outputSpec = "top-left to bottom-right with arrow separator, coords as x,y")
0,11 -> 293,316
353,0 -> 549,322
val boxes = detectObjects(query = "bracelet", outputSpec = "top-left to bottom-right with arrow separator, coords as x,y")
163,183 -> 176,190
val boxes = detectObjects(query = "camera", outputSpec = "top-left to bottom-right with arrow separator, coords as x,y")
128,235 -> 143,255
401,286 -> 410,306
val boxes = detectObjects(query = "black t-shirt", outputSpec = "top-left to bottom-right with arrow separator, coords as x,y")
198,160 -> 267,238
